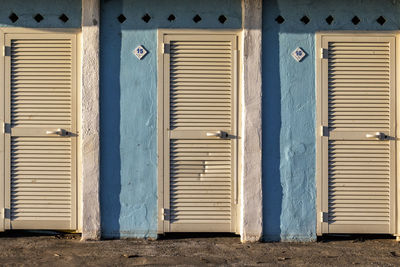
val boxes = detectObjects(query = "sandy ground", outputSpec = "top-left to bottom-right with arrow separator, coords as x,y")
0,232 -> 400,266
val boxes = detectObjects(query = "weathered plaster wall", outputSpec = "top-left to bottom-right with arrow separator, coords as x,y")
263,0 -> 400,241
81,0 -> 100,241
100,0 -> 242,238
241,0 -> 263,242
0,0 -> 81,28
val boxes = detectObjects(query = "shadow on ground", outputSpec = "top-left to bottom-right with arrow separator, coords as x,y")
0,230 -> 80,239
318,234 -> 395,243
159,232 -> 239,240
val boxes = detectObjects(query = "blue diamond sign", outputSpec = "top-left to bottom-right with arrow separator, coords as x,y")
134,45 -> 148,60
291,47 -> 306,62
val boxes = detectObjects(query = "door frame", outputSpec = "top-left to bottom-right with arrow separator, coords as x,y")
0,28 -> 81,232
0,31 -> 4,232
316,31 -> 399,236
157,29 -> 241,234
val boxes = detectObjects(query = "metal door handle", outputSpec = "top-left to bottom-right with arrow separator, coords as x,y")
207,131 -> 222,137
366,132 -> 386,140
206,131 -> 228,138
46,128 -> 63,135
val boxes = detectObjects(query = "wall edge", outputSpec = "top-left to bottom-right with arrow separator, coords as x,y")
240,0 -> 263,243
81,0 -> 100,241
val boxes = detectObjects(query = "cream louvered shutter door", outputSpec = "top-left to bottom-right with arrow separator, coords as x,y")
162,34 -> 238,232
320,35 -> 395,234
4,33 -> 77,230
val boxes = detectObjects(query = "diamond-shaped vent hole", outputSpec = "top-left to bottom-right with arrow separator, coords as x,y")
9,13 -> 18,23
300,15 -> 310,24
218,15 -> 227,24
275,15 -> 285,24
193,14 -> 202,23
168,14 -> 176,22
142,13 -> 151,23
325,15 -> 334,25
352,16 -> 360,25
59,14 -> 69,23
377,16 -> 386,25
117,14 -> 126,23
34,14 -> 44,23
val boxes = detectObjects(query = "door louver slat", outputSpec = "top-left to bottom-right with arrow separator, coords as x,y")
328,140 -> 390,225
169,40 -> 232,130
11,40 -> 72,128
170,139 -> 231,224
328,42 -> 390,131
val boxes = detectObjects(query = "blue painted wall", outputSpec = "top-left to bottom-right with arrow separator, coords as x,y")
100,0 -> 242,238
0,0 -> 81,28
263,0 -> 400,241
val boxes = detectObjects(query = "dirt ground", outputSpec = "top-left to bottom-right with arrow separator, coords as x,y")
0,232 -> 400,266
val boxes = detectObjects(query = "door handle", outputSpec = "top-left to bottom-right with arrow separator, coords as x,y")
207,131 -> 221,137
46,128 -> 64,136
206,131 -> 228,138
365,132 -> 386,140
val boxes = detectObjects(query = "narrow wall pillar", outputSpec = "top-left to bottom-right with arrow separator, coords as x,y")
81,0 -> 100,240
241,0 -> 263,242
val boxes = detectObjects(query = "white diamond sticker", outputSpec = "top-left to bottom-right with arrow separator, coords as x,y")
291,47 -> 306,62
134,45 -> 148,60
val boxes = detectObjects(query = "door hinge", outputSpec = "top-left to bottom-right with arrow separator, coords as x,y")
3,123 -> 10,134
162,43 -> 170,54
320,212 -> 328,223
3,46 -> 10,57
1,208 -> 10,219
321,126 -> 329,137
162,208 -> 169,220
321,48 -> 328,59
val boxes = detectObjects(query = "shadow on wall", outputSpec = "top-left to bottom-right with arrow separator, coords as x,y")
100,0 -> 122,238
262,0 -> 283,242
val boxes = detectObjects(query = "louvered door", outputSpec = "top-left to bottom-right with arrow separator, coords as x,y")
318,35 -> 396,234
2,32 -> 77,230
160,33 -> 238,232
